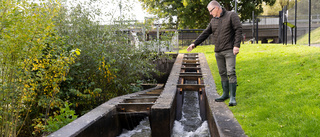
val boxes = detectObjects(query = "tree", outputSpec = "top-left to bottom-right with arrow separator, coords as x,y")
1,0 -> 167,136
0,0 -> 78,136
262,0 -> 298,15
139,0 -> 277,29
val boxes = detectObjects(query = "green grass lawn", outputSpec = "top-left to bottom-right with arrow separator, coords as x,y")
179,44 -> 320,136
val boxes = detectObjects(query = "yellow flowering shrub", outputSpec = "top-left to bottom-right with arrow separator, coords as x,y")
0,0 -> 79,136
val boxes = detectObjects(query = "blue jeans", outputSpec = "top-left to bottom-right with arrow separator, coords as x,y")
215,49 -> 237,83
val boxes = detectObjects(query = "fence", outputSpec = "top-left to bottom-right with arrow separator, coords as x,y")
178,29 -> 213,47
287,0 -> 320,45
129,29 -> 213,50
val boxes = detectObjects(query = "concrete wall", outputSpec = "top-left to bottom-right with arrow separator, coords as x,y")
48,85 -> 164,137
150,54 -> 184,137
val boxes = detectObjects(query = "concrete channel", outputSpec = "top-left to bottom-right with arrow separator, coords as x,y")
49,53 -> 246,137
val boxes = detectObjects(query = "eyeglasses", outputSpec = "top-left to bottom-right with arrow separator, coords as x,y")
209,7 -> 215,13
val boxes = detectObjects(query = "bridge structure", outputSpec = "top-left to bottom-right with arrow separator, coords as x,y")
49,53 -> 246,137
242,23 -> 320,44
242,24 -> 279,43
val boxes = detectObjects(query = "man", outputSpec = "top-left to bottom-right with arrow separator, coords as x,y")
187,0 -> 242,106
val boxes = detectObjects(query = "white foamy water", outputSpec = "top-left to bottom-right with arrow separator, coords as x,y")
118,87 -> 210,137
172,120 -> 210,137
171,91 -> 210,137
117,118 -> 151,137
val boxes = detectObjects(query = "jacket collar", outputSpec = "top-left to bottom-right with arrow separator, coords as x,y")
220,8 -> 226,18
214,7 -> 226,19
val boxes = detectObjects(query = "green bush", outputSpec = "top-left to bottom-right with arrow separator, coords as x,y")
44,101 -> 77,133
0,0 -> 78,136
1,0 -> 170,136
55,0 -> 167,116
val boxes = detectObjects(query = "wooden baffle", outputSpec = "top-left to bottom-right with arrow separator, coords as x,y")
116,87 -> 164,130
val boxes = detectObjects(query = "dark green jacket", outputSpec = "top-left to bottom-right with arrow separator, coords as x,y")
193,8 -> 242,52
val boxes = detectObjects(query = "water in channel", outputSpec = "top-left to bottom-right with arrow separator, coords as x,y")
118,89 -> 210,137
172,91 -> 210,137
117,117 -> 151,137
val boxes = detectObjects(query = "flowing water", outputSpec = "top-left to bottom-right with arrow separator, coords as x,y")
172,91 -> 210,137
117,90 -> 210,137
117,118 -> 151,137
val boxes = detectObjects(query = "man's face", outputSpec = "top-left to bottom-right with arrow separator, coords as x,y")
207,5 -> 218,18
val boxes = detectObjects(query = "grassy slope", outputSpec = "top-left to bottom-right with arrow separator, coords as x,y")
179,44 -> 320,136
297,27 -> 320,45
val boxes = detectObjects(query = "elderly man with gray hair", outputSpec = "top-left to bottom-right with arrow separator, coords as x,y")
187,0 -> 242,106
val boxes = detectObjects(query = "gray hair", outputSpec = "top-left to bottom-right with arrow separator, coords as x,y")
207,0 -> 221,8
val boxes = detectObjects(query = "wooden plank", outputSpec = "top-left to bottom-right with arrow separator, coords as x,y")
123,98 -> 157,103
130,96 -> 159,99
183,56 -> 199,59
180,72 -> 202,76
181,67 -> 200,69
182,63 -> 200,65
176,84 -> 205,91
139,93 -> 160,96
183,60 -> 199,63
117,103 -> 154,112
118,103 -> 155,105
117,111 -> 150,115
182,64 -> 200,68
179,75 -> 202,80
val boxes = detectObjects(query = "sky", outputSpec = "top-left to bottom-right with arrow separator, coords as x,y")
129,0 -> 151,21
85,0 -> 153,24
31,0 -> 153,24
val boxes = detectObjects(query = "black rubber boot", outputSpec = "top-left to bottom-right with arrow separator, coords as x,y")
215,81 -> 229,102
229,83 -> 237,106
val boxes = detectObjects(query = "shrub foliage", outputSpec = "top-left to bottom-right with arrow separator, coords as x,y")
1,0 -> 165,136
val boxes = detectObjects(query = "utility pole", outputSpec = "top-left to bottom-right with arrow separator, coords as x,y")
252,11 -> 255,43
235,0 -> 237,13
294,0 -> 297,44
119,0 -> 122,18
308,0 -> 311,46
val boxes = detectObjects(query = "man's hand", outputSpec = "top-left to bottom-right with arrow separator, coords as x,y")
233,46 -> 240,55
187,44 -> 195,52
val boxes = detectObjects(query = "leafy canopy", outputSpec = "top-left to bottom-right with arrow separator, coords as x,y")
139,0 -> 276,29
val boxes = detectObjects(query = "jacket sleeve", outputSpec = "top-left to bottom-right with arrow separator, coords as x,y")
231,12 -> 242,48
193,21 -> 213,47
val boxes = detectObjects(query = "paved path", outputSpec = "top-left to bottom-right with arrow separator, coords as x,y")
311,44 -> 320,47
